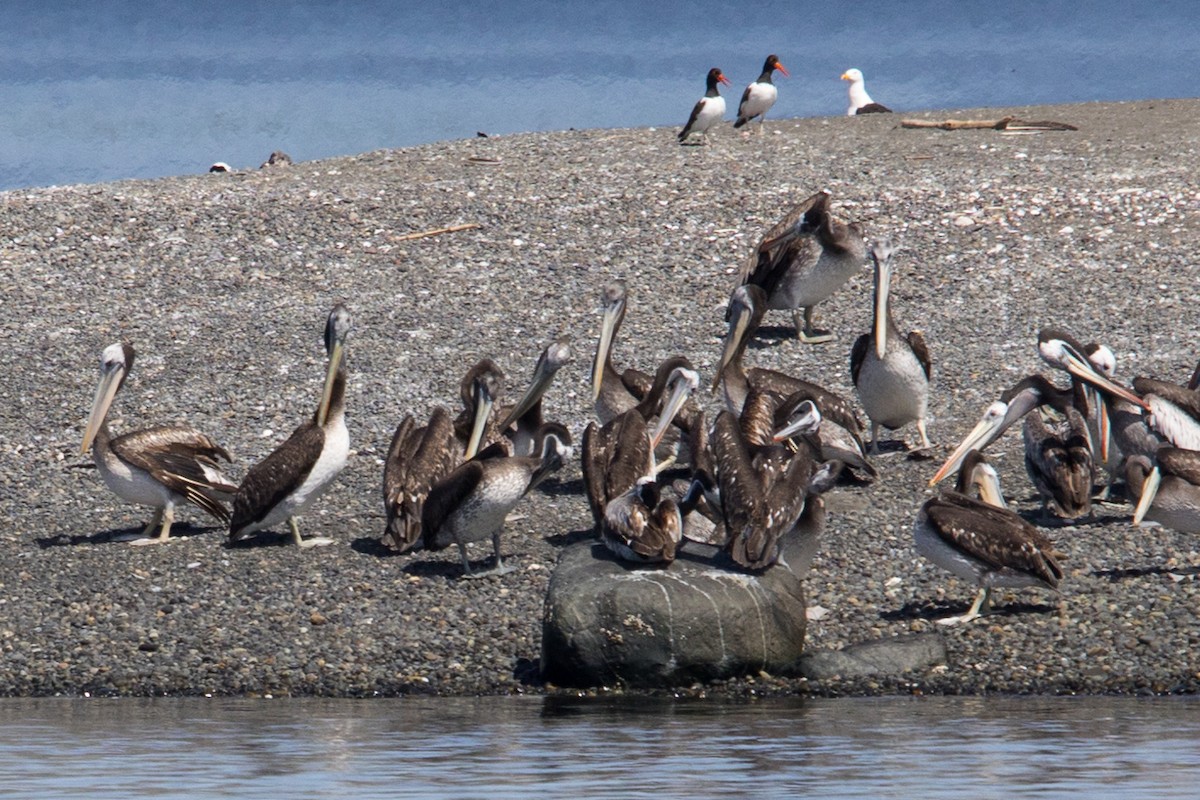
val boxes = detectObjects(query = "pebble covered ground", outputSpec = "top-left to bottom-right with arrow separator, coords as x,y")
1,99 -> 1197,697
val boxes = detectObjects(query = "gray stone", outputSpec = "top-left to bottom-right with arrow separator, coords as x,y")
541,541 -> 809,688
799,633 -> 947,680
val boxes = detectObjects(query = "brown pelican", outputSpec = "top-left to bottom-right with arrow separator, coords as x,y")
850,241 -> 932,455
1128,446 -> 1200,534
914,451 -> 1064,625
733,54 -> 788,131
600,476 -> 689,565
732,190 -> 866,343
716,283 -> 873,476
679,67 -> 731,145
929,374 -> 1099,519
81,342 -> 236,545
229,304 -> 351,548
380,406 -> 458,553
710,400 -> 822,570
840,68 -> 892,115
418,423 -> 569,577
582,357 -> 700,527
454,359 -> 505,460
1131,373 -> 1200,452
496,335 -> 573,456
590,281 -> 651,425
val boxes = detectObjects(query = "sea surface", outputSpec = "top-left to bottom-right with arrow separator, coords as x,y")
0,0 -> 1196,190
2,695 -> 1198,798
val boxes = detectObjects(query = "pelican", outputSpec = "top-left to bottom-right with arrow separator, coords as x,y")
850,241 -> 932,455
229,304 -> 351,548
380,406 -> 458,553
732,191 -> 866,343
582,357 -> 700,527
1022,404 -> 1094,521
418,423 -> 569,577
840,68 -> 892,115
1131,372 -> 1200,452
914,452 -> 1065,625
733,54 -> 788,131
679,67 -> 731,145
716,282 -> 873,476
496,335 -> 573,456
81,342 -> 236,545
600,476 -> 688,565
590,281 -> 652,424
1129,447 -> 1200,534
710,400 -> 823,571
454,359 -> 505,460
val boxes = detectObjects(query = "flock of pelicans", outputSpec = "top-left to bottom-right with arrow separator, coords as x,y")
678,55 -> 890,144
81,192 -> 1200,626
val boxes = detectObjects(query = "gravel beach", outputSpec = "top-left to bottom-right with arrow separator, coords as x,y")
1,99 -> 1198,698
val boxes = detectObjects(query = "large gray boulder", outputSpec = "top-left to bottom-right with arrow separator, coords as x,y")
541,541 -> 809,688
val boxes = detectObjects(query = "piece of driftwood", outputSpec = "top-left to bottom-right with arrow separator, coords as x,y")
393,223 -> 481,242
900,116 -> 1077,132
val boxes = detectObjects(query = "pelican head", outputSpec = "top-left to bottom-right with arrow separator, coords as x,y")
498,334 -> 573,432
928,400 -> 1012,486
591,281 -> 628,402
82,342 -> 135,453
317,303 -> 352,427
773,399 -> 823,442
1037,329 -> 1148,411
462,359 -> 505,460
648,364 -> 700,449
714,284 -> 765,391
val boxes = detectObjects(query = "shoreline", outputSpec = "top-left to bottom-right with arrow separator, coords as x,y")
2,99 -> 1198,698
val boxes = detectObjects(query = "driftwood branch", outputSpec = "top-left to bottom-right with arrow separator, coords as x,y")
900,116 -> 1077,132
392,223 -> 482,242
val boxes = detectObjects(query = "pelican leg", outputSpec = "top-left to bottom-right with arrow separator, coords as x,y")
460,532 -> 516,579
906,419 -> 934,460
869,422 -> 883,455
936,587 -> 991,626
795,306 -> 835,344
129,505 -> 174,546
290,516 -> 334,549
140,508 -> 164,537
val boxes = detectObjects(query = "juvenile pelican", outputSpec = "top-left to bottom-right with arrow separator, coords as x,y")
229,304 -> 351,548
1129,446 -> 1200,534
733,191 -> 866,343
380,406 -> 458,553
81,342 -> 236,545
454,359 -> 505,460
419,424 -> 569,577
914,452 -> 1064,625
496,335 -> 573,456
850,241 -> 932,454
582,357 -> 701,527
590,281 -> 652,424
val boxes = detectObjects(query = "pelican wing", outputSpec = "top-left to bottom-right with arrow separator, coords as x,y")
230,421 -> 323,535
110,425 -> 235,522
908,331 -> 933,380
1157,446 -> 1200,484
924,494 -> 1063,587
421,460 -> 486,547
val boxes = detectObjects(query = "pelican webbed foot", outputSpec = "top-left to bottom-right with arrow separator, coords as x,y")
289,517 -> 334,549
935,588 -> 991,626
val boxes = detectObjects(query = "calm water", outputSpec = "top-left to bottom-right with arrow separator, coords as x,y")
0,1 -> 1197,190
1,696 -> 1198,798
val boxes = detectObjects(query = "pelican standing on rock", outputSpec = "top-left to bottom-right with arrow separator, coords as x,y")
679,67 -> 731,144
840,68 -> 892,115
914,452 -> 1064,625
850,241 -> 932,455
734,54 -> 788,131
81,342 -> 237,545
734,190 -> 866,343
229,304 -> 351,548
